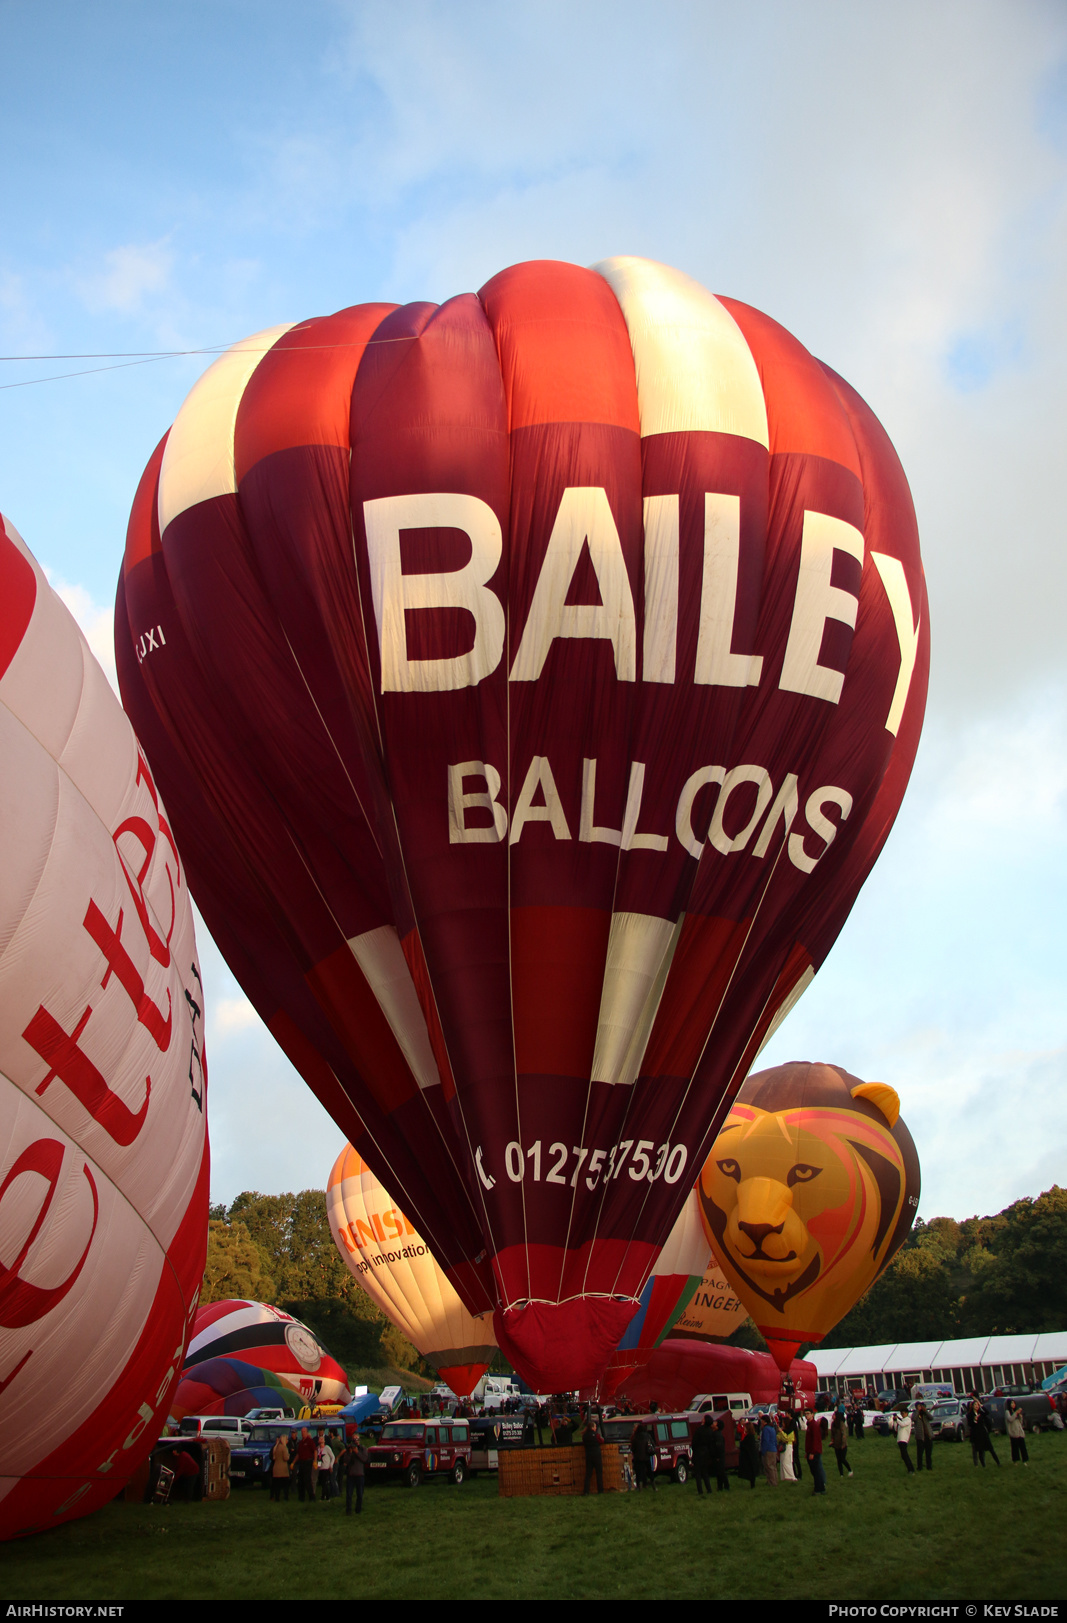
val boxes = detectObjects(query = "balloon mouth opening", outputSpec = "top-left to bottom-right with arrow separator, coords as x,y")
494,1297 -> 640,1393
764,1334 -> 816,1373
433,1362 -> 491,1399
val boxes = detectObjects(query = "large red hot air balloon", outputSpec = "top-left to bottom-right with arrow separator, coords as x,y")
116,257 -> 928,1392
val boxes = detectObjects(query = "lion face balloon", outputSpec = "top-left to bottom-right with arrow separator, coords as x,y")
697,1062 -> 920,1371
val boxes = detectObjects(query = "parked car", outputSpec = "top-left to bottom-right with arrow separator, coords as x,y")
229,1417 -> 354,1486
689,1391 -> 752,1419
228,1422 -> 294,1486
744,1403 -> 780,1426
926,1398 -> 968,1442
982,1392 -> 1061,1434
599,1412 -> 695,1483
176,1415 -> 252,1441
366,1417 -> 472,1487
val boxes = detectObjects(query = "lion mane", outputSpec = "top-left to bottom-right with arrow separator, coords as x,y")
697,1061 -> 920,1339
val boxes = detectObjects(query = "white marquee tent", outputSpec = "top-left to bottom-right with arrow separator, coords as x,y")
810,1332 -> 1067,1395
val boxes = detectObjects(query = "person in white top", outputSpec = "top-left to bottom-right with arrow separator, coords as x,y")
895,1410 -> 915,1474
316,1439 -> 336,1501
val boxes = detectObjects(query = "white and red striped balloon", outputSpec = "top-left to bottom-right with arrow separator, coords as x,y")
0,515 -> 208,1538
181,1300 -> 350,1408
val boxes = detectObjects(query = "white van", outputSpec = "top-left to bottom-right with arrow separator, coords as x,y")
477,1375 -> 522,1410
689,1391 -> 753,1417
177,1414 -> 252,1440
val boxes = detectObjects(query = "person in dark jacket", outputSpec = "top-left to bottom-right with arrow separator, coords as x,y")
691,1416 -> 714,1496
759,1417 -> 779,1486
710,1419 -> 730,1492
967,1397 -> 1000,1467
581,1416 -> 604,1495
914,1403 -> 934,1471
738,1421 -> 760,1489
339,1431 -> 369,1515
830,1410 -> 853,1477
630,1420 -> 655,1491
170,1448 -> 200,1503
295,1427 -> 316,1502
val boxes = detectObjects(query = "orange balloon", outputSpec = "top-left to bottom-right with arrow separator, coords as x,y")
696,1062 -> 920,1371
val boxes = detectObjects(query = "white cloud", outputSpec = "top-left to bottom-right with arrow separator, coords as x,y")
75,240 -> 174,316
760,678 -> 1067,1218
44,573 -> 118,695
212,996 -> 262,1036
0,269 -> 54,354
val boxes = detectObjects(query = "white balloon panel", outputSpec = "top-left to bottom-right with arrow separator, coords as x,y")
0,516 -> 208,1539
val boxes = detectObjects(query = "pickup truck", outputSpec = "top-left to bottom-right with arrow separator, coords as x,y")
366,1417 -> 472,1486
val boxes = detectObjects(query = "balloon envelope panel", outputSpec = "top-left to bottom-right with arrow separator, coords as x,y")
617,1340 -> 817,1411
670,1257 -> 748,1343
326,1143 -> 495,1396
697,1061 -> 921,1370
0,516 -> 208,1540
599,1185 -> 711,1395
117,257 -> 928,1393
183,1300 -> 350,1406
171,1356 -> 299,1419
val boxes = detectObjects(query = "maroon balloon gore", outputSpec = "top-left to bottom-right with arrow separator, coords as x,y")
116,258 -> 928,1392
494,1297 -> 640,1395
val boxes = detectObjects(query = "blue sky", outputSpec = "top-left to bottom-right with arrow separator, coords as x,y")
3,0 -> 1065,1221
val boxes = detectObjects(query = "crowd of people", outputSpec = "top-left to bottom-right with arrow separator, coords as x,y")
725,1390 -> 1042,1494
266,1425 -> 370,1513
243,1385 -> 1049,1508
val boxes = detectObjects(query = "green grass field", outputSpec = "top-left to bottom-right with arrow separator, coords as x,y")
6,1433 -> 1065,1601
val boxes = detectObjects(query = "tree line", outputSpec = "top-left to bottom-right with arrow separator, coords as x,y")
203,1182 -> 1067,1370
822,1184 -> 1067,1348
204,1190 -> 422,1375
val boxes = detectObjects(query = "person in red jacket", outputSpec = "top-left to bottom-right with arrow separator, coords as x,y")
295,1427 -> 317,1503
804,1410 -> 827,1496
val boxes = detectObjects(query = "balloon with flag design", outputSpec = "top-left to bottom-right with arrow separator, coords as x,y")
0,513 -> 208,1539
116,256 -> 928,1393
326,1143 -> 496,1397
182,1300 -> 350,1407
696,1061 -> 921,1371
